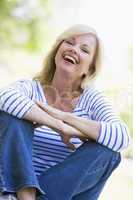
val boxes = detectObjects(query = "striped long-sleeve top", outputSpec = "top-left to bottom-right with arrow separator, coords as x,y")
0,79 -> 131,175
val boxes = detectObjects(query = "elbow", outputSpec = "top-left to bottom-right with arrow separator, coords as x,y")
123,124 -> 131,149
118,124 -> 131,151
97,121 -> 131,152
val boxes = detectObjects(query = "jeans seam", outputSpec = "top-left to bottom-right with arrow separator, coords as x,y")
100,154 -> 121,182
87,164 -> 108,175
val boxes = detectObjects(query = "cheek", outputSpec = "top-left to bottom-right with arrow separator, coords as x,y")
81,56 -> 91,67
80,57 -> 91,74
85,54 -> 94,66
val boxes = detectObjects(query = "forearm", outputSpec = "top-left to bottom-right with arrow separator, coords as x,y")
64,113 -> 100,140
36,102 -> 100,140
24,104 -> 63,131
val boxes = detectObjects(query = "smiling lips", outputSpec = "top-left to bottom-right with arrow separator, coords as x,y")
63,53 -> 79,65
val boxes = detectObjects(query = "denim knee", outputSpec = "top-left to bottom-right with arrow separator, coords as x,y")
37,140 -> 121,200
0,111 -> 44,195
81,141 -> 121,173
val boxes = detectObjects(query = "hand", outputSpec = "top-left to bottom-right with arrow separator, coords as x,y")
36,101 -> 86,150
35,101 -> 75,149
60,122 -> 87,150
36,101 -> 66,121
60,134 -> 76,150
59,123 -> 81,150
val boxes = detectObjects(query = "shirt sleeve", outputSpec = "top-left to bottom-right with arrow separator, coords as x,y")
89,88 -> 131,152
0,79 -> 36,118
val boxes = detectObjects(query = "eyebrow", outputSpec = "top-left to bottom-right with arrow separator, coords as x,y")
81,44 -> 92,51
67,37 -> 92,49
66,37 -> 75,41
82,44 -> 90,47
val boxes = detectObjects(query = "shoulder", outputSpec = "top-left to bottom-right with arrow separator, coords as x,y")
15,78 -> 36,85
8,78 -> 40,96
13,78 -> 40,88
81,86 -> 111,109
83,86 -> 105,101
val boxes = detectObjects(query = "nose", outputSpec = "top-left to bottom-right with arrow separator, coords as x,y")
69,45 -> 79,55
69,46 -> 80,64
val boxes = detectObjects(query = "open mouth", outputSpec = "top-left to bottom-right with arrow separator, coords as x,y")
63,54 -> 78,65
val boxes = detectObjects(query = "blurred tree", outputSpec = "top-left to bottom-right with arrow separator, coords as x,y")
0,0 -> 52,52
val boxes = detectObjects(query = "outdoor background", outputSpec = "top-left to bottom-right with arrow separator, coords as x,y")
0,0 -> 133,199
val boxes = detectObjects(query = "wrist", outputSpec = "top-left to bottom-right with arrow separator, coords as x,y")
54,118 -> 64,132
63,112 -> 73,124
41,111 -> 63,131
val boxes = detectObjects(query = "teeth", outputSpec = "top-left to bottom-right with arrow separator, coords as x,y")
64,55 -> 76,64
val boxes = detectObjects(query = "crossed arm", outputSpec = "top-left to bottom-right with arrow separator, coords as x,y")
36,102 -> 100,140
24,102 -> 98,149
27,101 -> 130,152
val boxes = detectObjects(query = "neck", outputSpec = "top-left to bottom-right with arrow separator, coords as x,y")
51,71 -> 82,97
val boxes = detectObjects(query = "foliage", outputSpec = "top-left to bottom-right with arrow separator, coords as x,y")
0,0 -> 52,52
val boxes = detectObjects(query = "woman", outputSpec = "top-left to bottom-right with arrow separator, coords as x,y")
0,24 -> 131,200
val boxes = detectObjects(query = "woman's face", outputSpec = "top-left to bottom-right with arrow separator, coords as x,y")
55,33 -> 97,80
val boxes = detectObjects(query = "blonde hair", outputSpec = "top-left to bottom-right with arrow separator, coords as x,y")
34,24 -> 103,89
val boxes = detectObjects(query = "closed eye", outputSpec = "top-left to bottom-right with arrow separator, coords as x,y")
64,39 -> 74,45
81,48 -> 90,54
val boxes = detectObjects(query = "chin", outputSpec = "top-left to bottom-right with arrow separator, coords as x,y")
61,64 -> 76,74
56,60 -> 77,76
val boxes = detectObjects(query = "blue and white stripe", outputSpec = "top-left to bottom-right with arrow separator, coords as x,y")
0,79 -> 131,175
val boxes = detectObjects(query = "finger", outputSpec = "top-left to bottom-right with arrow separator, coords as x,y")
78,136 -> 87,142
33,122 -> 42,128
67,142 -> 76,150
61,135 -> 76,150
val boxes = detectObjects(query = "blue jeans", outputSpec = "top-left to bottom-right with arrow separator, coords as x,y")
0,111 -> 121,200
